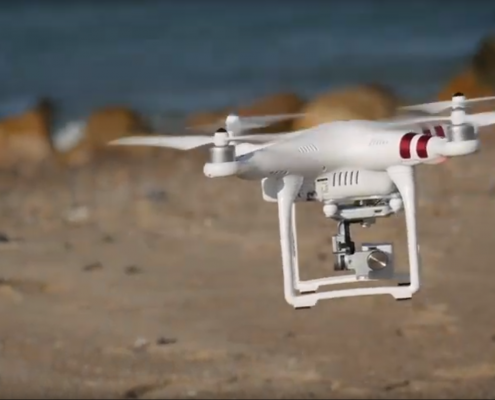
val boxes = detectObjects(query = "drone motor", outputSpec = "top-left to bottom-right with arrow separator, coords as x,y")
209,145 -> 236,163
208,128 -> 236,164
448,93 -> 477,143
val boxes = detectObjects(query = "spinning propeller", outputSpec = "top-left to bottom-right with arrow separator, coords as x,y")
399,93 -> 495,114
192,112 -> 305,135
110,113 -> 298,151
185,94 -> 495,135
389,93 -> 495,129
391,93 -> 495,158
110,94 -> 495,155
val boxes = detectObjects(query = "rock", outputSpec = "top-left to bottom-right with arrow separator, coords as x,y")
185,109 -> 229,131
472,33 -> 495,90
124,265 -> 142,275
156,336 -> 177,346
236,92 -> 306,132
85,106 -> 149,149
438,33 -> 495,103
437,67 -> 493,102
186,92 -> 305,133
56,106 -> 153,168
82,261 -> 103,272
0,98 -> 54,173
293,84 -> 401,130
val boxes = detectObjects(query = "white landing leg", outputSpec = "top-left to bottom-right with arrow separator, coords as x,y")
277,175 -> 304,307
290,202 -> 301,288
277,167 -> 420,309
289,199 -> 408,295
386,165 -> 421,298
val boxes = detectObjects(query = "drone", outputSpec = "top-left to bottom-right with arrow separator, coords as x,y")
110,93 -> 495,310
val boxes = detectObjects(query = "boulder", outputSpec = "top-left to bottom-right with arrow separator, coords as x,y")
56,106 -> 152,168
0,98 -> 54,174
236,92 -> 306,132
292,84 -> 401,131
85,106 -> 149,148
437,67 -> 493,102
472,33 -> 495,90
437,34 -> 495,104
185,110 -> 229,131
186,92 -> 306,133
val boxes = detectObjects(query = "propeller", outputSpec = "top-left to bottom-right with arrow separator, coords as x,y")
399,93 -> 495,114
379,111 -> 495,130
188,93 -> 495,135
379,93 -> 495,133
109,128 -> 289,151
196,93 -> 495,131
390,93 -> 495,158
190,112 -> 305,135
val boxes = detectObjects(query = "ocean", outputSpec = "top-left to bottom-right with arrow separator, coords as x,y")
0,0 -> 495,128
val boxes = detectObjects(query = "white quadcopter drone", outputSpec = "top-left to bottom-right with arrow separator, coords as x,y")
110,93 -> 495,310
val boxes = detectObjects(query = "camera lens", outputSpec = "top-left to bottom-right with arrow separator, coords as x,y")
367,250 -> 388,270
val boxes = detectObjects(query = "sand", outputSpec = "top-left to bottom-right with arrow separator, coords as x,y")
1,137 -> 495,399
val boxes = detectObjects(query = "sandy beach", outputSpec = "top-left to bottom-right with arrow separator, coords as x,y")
0,134 -> 494,399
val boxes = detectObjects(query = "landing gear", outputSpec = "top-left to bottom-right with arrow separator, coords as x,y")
276,166 -> 421,309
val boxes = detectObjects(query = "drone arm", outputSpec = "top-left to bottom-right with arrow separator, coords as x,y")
387,165 -> 420,294
277,175 -> 304,306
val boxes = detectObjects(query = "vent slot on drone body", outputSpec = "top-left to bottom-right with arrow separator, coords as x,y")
298,144 -> 319,153
331,170 -> 359,187
269,170 -> 288,177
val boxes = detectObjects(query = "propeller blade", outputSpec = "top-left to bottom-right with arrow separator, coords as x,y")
379,110 -> 495,130
190,113 -> 305,133
109,135 -> 214,151
227,133 -> 293,142
234,113 -> 306,130
400,96 -> 495,114
378,115 -> 450,128
108,132 -> 290,151
466,111 -> 495,128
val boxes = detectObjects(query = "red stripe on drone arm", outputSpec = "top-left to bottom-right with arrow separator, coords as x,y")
434,125 -> 445,137
399,132 -> 416,159
416,135 -> 432,158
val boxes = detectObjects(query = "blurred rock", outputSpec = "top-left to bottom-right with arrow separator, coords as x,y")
440,68 -> 491,100
236,92 -> 305,132
56,106 -> 152,168
186,109 -> 229,131
86,106 -> 149,148
437,68 -> 493,102
472,33 -> 495,90
0,98 -> 54,174
186,92 -> 305,133
436,34 -> 495,147
292,84 -> 400,130
438,34 -> 495,103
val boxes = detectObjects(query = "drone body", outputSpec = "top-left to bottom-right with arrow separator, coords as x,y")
111,93 -> 495,309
